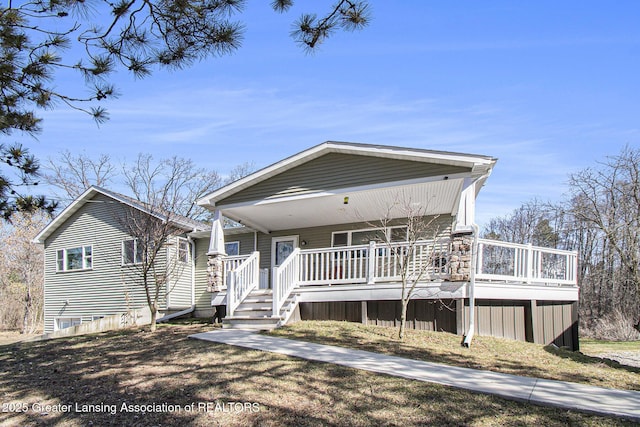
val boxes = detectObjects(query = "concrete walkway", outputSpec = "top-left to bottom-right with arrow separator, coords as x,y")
190,329 -> 640,421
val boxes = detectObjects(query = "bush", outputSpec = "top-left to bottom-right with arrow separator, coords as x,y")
583,309 -> 640,341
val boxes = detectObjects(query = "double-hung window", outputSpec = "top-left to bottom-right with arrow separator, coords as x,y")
177,238 -> 190,263
56,246 -> 92,272
122,239 -> 144,265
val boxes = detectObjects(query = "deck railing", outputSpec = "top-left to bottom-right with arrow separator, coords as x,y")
223,238 -> 578,316
226,251 -> 260,317
476,239 -> 577,286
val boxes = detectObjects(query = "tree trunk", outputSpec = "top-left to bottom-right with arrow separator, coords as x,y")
149,305 -> 157,332
398,299 -> 408,340
22,286 -> 32,335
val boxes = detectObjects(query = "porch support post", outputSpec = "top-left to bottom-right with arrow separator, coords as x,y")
453,178 -> 476,233
367,241 -> 377,284
207,210 -> 226,292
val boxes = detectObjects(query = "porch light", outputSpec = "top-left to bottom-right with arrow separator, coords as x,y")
343,196 -> 349,205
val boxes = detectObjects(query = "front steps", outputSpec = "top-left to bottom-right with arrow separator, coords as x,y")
222,289 -> 279,330
222,289 -> 298,330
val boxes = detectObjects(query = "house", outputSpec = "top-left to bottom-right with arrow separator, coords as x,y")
36,142 -> 580,349
33,186 -> 209,333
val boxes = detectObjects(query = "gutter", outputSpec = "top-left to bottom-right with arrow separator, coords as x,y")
462,223 -> 479,348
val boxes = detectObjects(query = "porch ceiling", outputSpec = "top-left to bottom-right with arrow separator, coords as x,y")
219,177 -> 464,233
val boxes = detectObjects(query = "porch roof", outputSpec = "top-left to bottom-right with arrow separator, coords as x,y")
197,142 -> 497,233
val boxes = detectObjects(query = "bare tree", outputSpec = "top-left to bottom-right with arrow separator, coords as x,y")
124,154 -> 222,221
46,151 -> 117,199
0,210 -> 49,333
364,197 -> 445,340
568,146 -> 640,333
117,154 -> 212,332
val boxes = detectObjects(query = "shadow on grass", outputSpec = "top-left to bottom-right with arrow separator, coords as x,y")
544,345 -> 640,375
0,323 -> 636,426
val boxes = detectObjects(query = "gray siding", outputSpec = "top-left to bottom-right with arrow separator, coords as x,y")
165,237 -> 193,309
219,153 -> 469,205
43,193 -> 192,333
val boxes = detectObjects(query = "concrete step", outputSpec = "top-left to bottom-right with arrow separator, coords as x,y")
222,316 -> 280,331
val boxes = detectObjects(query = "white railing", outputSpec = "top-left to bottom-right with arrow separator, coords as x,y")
476,239 -> 578,286
273,248 -> 300,318
375,239 -> 451,282
298,245 -> 370,285
297,239 -> 451,286
223,254 -> 250,289
226,251 -> 260,317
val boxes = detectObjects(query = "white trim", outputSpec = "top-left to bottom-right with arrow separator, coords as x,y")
56,245 -> 93,272
177,237 -> 190,263
121,239 -> 143,265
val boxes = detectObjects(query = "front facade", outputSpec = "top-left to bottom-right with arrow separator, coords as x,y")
197,142 -> 580,349
36,142 -> 580,349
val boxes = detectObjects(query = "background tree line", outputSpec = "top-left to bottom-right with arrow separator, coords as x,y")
483,146 -> 640,340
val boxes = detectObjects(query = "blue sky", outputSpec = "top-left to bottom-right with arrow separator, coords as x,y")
19,1 -> 640,225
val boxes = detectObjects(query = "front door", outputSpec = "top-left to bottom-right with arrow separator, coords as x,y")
271,235 -> 299,289
271,235 -> 299,268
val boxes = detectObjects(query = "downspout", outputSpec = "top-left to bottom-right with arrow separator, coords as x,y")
188,236 -> 196,308
462,223 -> 479,348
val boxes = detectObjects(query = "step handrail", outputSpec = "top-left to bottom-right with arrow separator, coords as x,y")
227,251 -> 260,317
272,248 -> 300,319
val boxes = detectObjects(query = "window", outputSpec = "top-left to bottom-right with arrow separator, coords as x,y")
122,239 -> 144,265
56,246 -> 92,272
177,238 -> 190,263
331,226 -> 407,247
225,241 -> 240,256
56,317 -> 81,330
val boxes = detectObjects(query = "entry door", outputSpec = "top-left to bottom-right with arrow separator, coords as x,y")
271,235 -> 299,268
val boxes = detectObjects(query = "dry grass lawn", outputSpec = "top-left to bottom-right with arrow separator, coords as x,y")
268,321 -> 640,391
0,321 -> 637,426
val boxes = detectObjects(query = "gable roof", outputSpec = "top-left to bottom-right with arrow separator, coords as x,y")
33,186 -> 208,244
197,141 -> 497,208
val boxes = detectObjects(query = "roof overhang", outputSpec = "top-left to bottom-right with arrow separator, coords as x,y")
197,141 -> 496,233
217,173 -> 470,233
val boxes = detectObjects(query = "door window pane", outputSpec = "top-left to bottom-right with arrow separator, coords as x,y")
275,240 -> 294,265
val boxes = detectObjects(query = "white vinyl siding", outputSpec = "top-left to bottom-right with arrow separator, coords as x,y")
56,246 -> 92,272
